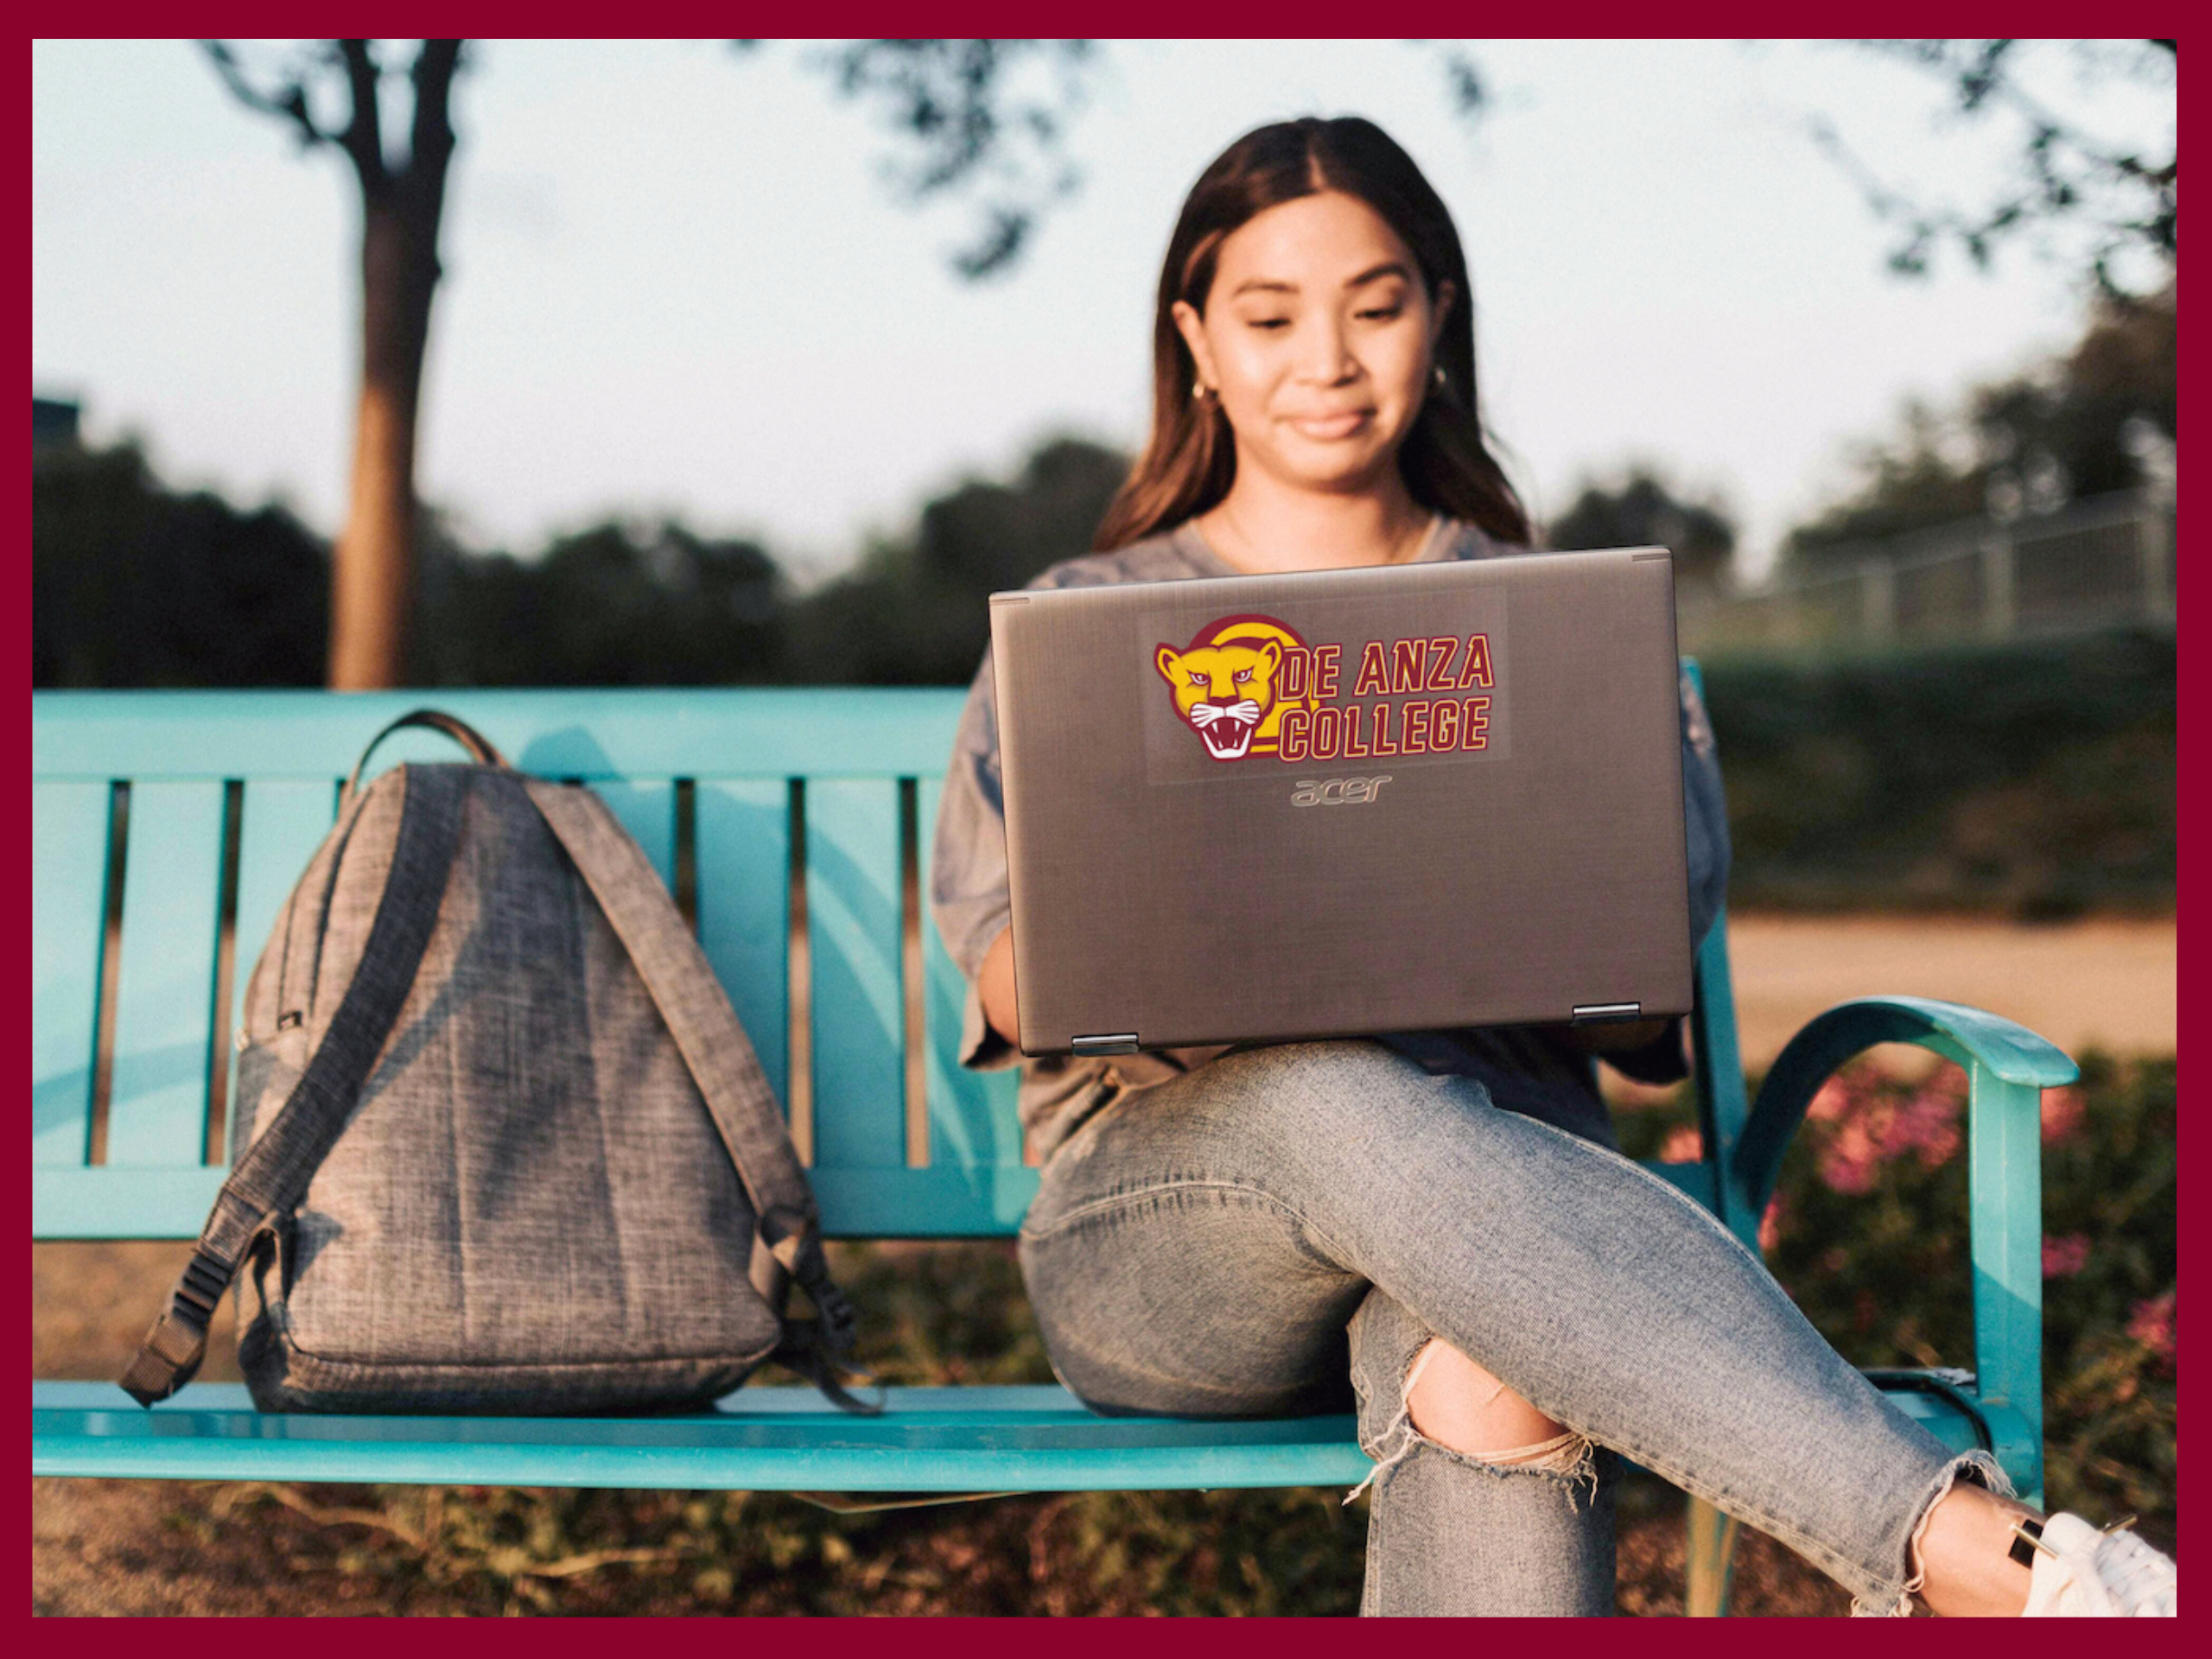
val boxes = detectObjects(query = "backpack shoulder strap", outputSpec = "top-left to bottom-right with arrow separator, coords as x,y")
518,779 -> 871,1405
121,764 -> 470,1406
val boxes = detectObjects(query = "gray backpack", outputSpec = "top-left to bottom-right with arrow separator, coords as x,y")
124,710 -> 867,1416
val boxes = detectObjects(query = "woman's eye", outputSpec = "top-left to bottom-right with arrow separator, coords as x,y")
1246,317 -> 1291,331
1357,306 -> 1404,321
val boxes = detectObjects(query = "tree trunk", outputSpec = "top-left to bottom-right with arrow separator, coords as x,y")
327,200 -> 439,688
326,42 -> 459,690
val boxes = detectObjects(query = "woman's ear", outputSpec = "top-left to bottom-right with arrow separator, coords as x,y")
1172,299 -> 1219,397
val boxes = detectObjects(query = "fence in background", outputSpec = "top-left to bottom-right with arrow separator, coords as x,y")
1679,493 -> 2176,658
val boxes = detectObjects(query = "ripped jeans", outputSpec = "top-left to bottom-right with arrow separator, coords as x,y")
1016,1040 -> 2002,1616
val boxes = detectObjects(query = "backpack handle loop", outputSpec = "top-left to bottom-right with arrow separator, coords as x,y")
343,709 -> 510,806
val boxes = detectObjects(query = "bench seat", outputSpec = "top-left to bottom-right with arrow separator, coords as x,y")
32,1378 -> 2004,1494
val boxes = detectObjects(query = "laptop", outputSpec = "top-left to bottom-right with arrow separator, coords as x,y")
987,546 -> 1692,1058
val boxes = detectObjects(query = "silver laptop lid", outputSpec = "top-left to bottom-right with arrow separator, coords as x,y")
988,547 -> 1691,1056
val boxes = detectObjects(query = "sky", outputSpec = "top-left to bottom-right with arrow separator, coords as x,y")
31,40 -> 2171,584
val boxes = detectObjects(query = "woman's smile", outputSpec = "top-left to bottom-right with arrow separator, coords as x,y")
1286,408 -> 1374,441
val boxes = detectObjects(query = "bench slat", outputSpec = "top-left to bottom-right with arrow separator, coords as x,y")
696,779 -> 793,1116
590,780 -> 677,890
226,780 -> 340,1143
106,782 -> 226,1168
918,777 -> 1027,1173
29,1378 -> 1995,1492
32,782 -> 112,1168
810,1165 -> 1039,1237
28,1381 -> 1367,1491
806,779 -> 907,1173
33,1166 -> 225,1236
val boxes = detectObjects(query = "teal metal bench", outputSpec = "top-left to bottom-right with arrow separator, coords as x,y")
33,684 -> 2075,1613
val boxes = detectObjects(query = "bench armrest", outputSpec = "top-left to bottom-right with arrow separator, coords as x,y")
1729,995 -> 2073,1503
1732,995 -> 2076,1210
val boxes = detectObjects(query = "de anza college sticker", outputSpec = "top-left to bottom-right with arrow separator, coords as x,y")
1153,613 -> 1495,765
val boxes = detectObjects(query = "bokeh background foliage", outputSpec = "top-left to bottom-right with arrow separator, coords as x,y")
1701,631 -> 2174,917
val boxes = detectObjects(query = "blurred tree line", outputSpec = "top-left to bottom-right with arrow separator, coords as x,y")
33,435 -> 1130,691
1786,283 -> 2175,570
1539,285 -> 2177,594
1545,470 -> 1736,594
32,442 -> 330,689
36,429 -> 1720,690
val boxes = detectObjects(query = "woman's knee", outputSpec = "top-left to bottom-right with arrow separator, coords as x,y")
1404,1338 -> 1577,1465
1347,1310 -> 1605,1503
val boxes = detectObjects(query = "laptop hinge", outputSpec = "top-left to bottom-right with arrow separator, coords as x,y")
1071,1033 -> 1140,1056
1570,1002 -> 1643,1024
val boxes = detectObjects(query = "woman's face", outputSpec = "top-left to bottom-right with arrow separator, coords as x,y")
1174,190 -> 1452,499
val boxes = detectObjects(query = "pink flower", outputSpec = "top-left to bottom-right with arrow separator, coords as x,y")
1818,1118 -> 1883,1195
2042,1234 -> 2092,1278
2126,1290 -> 2177,1363
2041,1087 -> 2087,1147
1807,1073 -> 1863,1123
1758,1195 -> 1787,1254
1659,1125 -> 1704,1163
1891,1085 -> 1963,1171
1811,1061 -> 1966,1192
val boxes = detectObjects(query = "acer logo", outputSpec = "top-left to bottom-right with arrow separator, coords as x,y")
1291,775 -> 1392,807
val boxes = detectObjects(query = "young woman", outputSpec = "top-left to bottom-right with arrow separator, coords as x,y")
929,117 -> 2175,1618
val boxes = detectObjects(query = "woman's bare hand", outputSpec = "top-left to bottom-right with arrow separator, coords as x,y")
979,925 -> 1020,1046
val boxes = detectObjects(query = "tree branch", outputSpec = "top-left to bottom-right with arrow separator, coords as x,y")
199,41 -> 329,150
409,40 -> 464,182
334,40 -> 387,190
1436,46 -> 1488,118
1815,40 -> 2176,296
815,39 -> 1097,279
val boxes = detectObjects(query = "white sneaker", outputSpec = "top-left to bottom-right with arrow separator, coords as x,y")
2022,1513 -> 2177,1616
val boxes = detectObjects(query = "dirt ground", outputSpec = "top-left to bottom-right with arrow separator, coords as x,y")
34,912 -> 2171,1617
29,1468 -> 1853,1618
1720,913 -> 2174,1069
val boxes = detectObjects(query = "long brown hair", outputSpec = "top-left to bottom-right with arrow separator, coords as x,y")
1095,116 -> 1529,551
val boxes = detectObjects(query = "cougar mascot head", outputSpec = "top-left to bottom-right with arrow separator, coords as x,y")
1154,614 -> 1313,762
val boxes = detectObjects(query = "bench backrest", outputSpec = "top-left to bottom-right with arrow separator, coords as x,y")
32,686 -> 1747,1243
